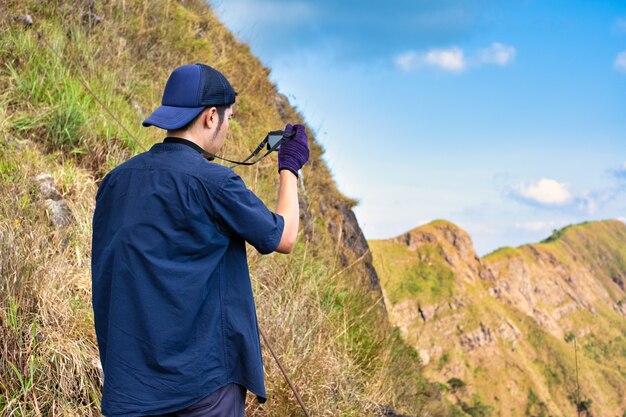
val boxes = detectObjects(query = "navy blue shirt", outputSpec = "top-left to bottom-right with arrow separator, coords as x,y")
91,140 -> 284,417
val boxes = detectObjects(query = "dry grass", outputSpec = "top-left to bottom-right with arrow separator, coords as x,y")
0,137 -> 101,415
0,1 -> 453,416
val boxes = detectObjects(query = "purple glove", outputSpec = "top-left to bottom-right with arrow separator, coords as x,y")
278,124 -> 309,177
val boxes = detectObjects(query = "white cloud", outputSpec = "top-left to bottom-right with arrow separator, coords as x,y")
395,42 -> 515,73
394,51 -> 421,72
514,220 -> 566,232
425,47 -> 466,72
515,178 -> 573,205
394,47 -> 466,73
479,43 -> 516,66
614,51 -> 626,73
618,217 -> 626,224
510,177 -> 618,215
615,17 -> 626,33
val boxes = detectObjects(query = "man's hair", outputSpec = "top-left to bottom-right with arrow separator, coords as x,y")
179,106 -> 227,132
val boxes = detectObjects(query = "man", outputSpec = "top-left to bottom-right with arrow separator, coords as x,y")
91,63 -> 309,417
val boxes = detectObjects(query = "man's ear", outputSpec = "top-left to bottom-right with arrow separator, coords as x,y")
203,107 -> 218,129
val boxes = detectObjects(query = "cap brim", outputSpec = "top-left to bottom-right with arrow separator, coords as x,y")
142,105 -> 206,130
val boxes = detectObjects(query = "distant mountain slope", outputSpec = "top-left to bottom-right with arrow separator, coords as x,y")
370,219 -> 626,417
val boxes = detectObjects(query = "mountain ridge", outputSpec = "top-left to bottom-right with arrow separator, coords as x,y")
370,218 -> 626,417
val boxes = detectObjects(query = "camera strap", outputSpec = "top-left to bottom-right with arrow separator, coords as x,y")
164,130 -> 294,167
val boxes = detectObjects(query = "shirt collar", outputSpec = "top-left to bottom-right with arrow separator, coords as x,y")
163,137 -> 214,161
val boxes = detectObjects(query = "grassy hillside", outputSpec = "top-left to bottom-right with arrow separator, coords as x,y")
369,220 -> 459,307
371,219 -> 626,417
0,1 -> 456,416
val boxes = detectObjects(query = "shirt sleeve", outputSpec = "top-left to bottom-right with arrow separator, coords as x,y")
212,172 -> 285,254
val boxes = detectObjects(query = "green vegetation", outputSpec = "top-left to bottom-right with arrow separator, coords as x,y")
4,1 -> 624,416
369,241 -> 456,305
0,1 -> 453,416
447,377 -> 466,392
540,221 -> 626,295
525,390 -> 549,417
580,332 -> 626,367
540,361 -> 561,388
438,352 -> 451,369
460,394 -> 493,417
372,217 -> 626,417
483,245 -> 516,258
577,399 -> 592,412
567,393 -> 593,415
540,225 -> 575,244
435,381 -> 450,393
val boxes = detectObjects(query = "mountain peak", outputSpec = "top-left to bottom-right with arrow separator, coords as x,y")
386,219 -> 494,286
394,220 -> 474,256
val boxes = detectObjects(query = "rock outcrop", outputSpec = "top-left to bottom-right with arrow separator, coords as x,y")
371,219 -> 626,417
391,220 -> 495,285
35,173 -> 73,228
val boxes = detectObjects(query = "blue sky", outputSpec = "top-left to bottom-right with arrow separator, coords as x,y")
209,0 -> 626,255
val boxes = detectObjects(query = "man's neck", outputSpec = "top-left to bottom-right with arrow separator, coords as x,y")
163,137 -> 215,161
167,130 -> 199,144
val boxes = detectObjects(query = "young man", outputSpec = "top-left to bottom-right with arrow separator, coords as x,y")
91,63 -> 309,417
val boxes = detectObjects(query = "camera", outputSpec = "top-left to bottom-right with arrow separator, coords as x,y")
266,130 -> 296,151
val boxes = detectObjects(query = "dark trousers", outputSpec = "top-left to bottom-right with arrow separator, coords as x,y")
148,383 -> 247,417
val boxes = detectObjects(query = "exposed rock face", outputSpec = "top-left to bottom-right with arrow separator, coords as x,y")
498,319 -> 521,343
419,304 -> 437,322
611,273 -> 625,291
374,404 -> 413,417
372,219 -> 626,417
486,243 -> 613,338
391,220 -> 494,284
386,221 -> 626,343
382,221 -> 527,360
324,199 -> 383,297
388,299 -> 420,340
35,173 -> 73,228
614,299 -> 626,317
459,324 -> 494,351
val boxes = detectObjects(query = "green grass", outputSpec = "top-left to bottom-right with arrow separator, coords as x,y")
4,0 -> 625,415
460,394 -> 493,417
369,240 -> 456,305
371,217 -> 626,417
525,390 -> 550,417
2,25 -> 151,177
0,1 -> 455,416
483,245 -> 515,257
540,224 -> 575,244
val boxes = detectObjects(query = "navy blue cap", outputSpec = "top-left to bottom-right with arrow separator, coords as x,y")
142,64 -> 237,130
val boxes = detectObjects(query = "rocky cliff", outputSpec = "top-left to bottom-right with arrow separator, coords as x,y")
370,219 -> 626,417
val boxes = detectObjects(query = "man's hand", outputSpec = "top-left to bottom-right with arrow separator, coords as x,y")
278,124 -> 309,177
